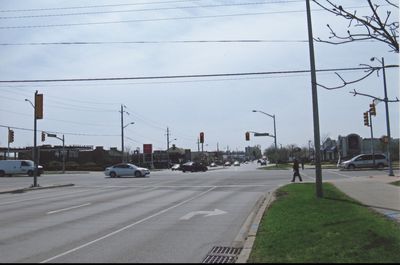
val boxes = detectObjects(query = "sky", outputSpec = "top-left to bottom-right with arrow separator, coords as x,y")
0,0 -> 399,154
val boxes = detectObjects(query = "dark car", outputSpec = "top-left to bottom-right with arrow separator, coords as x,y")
181,161 -> 208,172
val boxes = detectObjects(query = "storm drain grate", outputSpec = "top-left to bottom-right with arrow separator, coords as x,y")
202,246 -> 242,263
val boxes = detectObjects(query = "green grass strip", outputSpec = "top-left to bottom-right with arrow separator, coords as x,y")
248,183 -> 400,263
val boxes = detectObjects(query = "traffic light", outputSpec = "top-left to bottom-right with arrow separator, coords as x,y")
8,129 -> 14,143
41,131 -> 46,142
363,111 -> 369,126
199,132 -> 204,144
245,132 -> 250,141
369,103 -> 376,116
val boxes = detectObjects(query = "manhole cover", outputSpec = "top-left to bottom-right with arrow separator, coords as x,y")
202,246 -> 242,263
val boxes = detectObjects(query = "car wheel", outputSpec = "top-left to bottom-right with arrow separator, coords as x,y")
110,171 -> 117,178
27,170 -> 33,176
377,163 -> 384,169
134,171 -> 142,177
348,164 -> 355,170
0,171 -> 4,177
182,169 -> 186,173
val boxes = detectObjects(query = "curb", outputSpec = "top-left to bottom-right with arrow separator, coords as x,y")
0,184 -> 75,194
235,190 -> 276,263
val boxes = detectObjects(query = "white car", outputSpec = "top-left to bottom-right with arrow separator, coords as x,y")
0,160 -> 43,177
104,163 -> 150,178
233,161 -> 240,166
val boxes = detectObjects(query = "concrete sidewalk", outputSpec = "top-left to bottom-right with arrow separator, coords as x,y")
329,174 -> 400,223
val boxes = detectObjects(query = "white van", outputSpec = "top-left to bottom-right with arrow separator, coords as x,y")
0,160 -> 43,177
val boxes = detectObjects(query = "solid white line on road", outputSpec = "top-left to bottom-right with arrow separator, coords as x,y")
325,169 -> 352,178
40,186 -> 217,263
46,203 -> 92,215
0,189 -> 93,206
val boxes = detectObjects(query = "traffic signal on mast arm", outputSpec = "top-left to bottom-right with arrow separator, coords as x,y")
363,111 -> 369,127
199,132 -> 204,144
8,129 -> 14,143
245,132 -> 250,141
41,131 -> 46,142
369,103 -> 376,116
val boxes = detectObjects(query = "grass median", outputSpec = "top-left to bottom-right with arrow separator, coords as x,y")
248,183 -> 400,263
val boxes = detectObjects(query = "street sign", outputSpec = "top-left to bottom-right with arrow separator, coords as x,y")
47,134 -> 57,138
254,133 -> 269,136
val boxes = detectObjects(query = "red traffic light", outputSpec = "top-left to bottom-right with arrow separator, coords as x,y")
199,132 -> 204,143
245,132 -> 250,141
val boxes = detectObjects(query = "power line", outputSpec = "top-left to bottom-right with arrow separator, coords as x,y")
0,4 -> 376,30
0,124 -> 119,137
0,39 -> 309,46
0,2 -> 295,19
0,0 -> 206,12
1,66 -> 397,83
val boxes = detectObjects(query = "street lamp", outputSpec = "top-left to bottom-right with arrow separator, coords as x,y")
25,96 -> 39,187
370,57 -> 394,176
252,110 -> 278,166
122,121 -> 135,163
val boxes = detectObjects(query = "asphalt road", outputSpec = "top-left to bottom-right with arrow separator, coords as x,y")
0,163 -> 395,263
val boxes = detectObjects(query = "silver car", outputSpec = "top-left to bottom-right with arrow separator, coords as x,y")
338,154 -> 388,170
104,163 -> 150,178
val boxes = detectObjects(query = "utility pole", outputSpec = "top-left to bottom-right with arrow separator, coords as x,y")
381,58 -> 394,176
119,105 -> 133,163
120,105 -> 124,162
306,0 -> 323,198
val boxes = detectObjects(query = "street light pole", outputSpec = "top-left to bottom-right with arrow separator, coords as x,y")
25,93 -> 39,187
252,110 -> 278,166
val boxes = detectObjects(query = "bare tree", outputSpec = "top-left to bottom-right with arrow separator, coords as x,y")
313,0 -> 399,53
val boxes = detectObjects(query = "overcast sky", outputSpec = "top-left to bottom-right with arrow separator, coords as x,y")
0,0 -> 398,154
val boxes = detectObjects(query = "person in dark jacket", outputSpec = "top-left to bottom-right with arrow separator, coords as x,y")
291,159 -> 303,182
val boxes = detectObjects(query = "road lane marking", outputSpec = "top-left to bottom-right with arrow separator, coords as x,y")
0,189 -> 93,206
180,209 -> 227,220
40,186 -> 217,263
47,203 -> 92,215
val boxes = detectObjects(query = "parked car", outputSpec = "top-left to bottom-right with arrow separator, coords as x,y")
224,161 -> 231,167
104,163 -> 150,178
0,160 -> 43,177
233,161 -> 240,166
209,162 -> 217,167
338,154 -> 388,170
171,164 -> 182,171
260,160 -> 267,166
181,161 -> 208,172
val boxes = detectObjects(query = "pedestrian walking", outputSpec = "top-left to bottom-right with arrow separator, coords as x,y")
291,159 -> 303,182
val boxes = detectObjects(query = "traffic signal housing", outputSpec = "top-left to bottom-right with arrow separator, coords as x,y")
41,131 -> 46,142
369,103 -> 376,116
199,132 -> 204,144
363,111 -> 369,127
245,132 -> 250,141
8,129 -> 14,143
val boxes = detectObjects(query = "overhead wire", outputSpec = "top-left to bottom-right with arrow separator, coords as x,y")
1,66 -> 396,83
0,4 -> 378,30
0,2 -> 298,20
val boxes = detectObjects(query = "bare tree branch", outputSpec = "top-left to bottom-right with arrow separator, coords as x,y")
350,89 -> 400,102
317,66 -> 379,90
312,0 -> 399,52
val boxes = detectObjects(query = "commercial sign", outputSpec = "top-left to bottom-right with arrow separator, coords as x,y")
143,144 -> 153,154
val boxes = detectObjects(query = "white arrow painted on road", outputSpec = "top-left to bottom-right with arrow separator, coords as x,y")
180,209 -> 227,220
